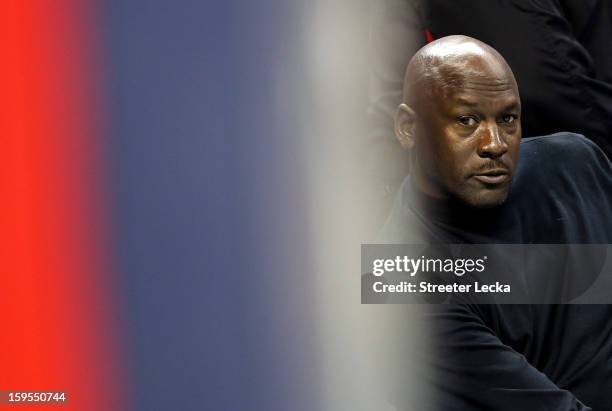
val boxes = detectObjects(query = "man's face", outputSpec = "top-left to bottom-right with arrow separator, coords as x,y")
412,65 -> 521,208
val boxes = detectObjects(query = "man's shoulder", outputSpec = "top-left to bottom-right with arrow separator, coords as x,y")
518,132 -> 610,178
510,133 -> 612,243
520,132 -> 604,160
513,132 -> 612,215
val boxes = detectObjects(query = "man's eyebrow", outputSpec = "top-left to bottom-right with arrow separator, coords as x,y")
453,98 -> 521,111
501,101 -> 521,112
454,98 -> 479,107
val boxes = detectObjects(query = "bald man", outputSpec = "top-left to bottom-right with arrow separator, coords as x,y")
395,35 -> 520,209
366,0 -> 612,216
379,36 -> 612,410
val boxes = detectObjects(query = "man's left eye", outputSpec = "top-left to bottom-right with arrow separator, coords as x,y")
502,115 -> 516,123
458,116 -> 477,126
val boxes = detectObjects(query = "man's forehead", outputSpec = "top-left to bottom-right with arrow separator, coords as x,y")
430,61 -> 519,101
436,57 -> 514,88
405,37 -> 520,109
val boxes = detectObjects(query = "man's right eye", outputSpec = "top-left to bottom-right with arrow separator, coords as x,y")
457,116 -> 478,126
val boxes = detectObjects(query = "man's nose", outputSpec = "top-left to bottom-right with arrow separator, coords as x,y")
477,123 -> 508,158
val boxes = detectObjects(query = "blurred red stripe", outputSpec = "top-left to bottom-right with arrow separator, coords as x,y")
425,29 -> 435,43
0,1 -> 126,409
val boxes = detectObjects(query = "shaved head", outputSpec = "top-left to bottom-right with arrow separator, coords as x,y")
403,35 -> 518,109
395,35 -> 522,208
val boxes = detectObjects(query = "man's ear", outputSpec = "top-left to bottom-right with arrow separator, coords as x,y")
394,103 -> 416,150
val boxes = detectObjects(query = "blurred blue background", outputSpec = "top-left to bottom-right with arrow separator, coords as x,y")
102,1 -> 320,409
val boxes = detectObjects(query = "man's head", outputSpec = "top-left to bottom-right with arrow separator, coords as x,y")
395,35 -> 521,208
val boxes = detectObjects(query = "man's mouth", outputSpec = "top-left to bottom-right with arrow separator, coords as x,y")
472,169 -> 510,185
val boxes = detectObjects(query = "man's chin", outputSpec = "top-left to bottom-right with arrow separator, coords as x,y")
460,189 -> 510,209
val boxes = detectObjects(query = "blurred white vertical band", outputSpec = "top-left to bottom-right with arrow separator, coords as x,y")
302,1 -> 427,409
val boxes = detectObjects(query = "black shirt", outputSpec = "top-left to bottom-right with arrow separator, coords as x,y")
379,133 -> 612,410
